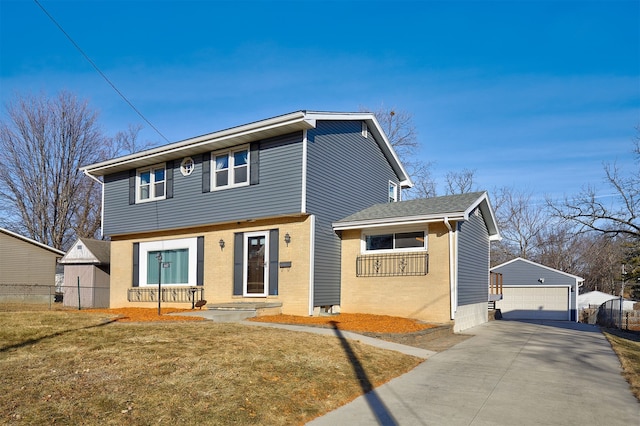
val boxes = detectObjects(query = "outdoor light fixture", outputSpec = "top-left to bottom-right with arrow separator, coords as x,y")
219,239 -> 225,250
284,233 -> 291,246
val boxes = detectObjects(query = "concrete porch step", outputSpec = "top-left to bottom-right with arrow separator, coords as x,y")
195,302 -> 283,322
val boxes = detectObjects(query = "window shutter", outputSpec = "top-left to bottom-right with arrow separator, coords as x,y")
166,161 -> 174,199
132,243 -> 140,287
197,236 -> 204,286
233,233 -> 243,295
250,142 -> 259,185
202,152 -> 211,192
129,170 -> 136,205
269,229 -> 279,295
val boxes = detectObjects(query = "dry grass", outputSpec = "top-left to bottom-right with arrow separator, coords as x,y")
0,310 -> 422,425
604,330 -> 640,401
250,313 -> 438,334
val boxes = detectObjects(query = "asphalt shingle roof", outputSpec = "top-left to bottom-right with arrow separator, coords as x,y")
78,238 -> 111,264
335,192 -> 488,223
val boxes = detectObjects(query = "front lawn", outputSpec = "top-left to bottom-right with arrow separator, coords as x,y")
604,329 -> 640,401
0,311 -> 421,425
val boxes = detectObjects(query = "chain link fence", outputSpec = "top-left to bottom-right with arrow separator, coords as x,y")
0,284 -> 109,310
597,298 -> 640,331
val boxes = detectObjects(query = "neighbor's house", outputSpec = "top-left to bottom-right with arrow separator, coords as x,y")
59,238 -> 111,308
333,192 -> 500,332
578,290 -> 636,312
81,111 -> 412,316
0,227 -> 65,303
491,258 -> 583,321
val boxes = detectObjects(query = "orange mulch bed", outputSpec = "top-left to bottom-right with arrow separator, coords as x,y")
77,307 -> 205,322
249,313 -> 438,334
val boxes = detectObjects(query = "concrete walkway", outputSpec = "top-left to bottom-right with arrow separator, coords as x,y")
305,320 -> 639,425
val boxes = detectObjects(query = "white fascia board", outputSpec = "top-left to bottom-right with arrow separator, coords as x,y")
332,214 -> 466,231
306,112 -> 413,188
81,111 -> 311,176
501,284 -> 573,289
464,192 -> 501,241
491,257 -> 584,282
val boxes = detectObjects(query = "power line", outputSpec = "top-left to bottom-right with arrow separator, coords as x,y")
33,0 -> 170,144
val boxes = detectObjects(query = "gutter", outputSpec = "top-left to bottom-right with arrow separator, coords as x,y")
83,170 -> 104,238
444,217 -> 456,320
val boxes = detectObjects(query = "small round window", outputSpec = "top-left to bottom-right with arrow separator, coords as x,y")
180,157 -> 195,176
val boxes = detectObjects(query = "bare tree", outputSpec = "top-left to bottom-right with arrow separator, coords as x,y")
444,168 -> 477,195
113,123 -> 156,156
0,91 -> 110,249
491,187 -> 548,262
366,106 -> 437,199
549,130 -> 640,239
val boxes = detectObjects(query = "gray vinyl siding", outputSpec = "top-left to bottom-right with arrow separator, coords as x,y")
492,259 -> 579,321
306,120 -> 401,306
103,132 -> 304,236
491,261 -> 578,288
457,208 -> 490,306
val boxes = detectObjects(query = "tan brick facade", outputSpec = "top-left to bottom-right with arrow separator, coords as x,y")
110,215 -> 313,315
339,222 -> 454,324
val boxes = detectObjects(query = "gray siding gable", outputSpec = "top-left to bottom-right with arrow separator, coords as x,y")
491,258 -> 581,288
103,132 -> 304,236
457,208 -> 490,306
306,120 -> 402,306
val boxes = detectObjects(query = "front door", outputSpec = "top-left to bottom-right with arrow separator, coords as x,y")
243,231 -> 269,297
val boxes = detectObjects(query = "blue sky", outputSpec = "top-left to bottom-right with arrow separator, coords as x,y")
1,0 -> 638,203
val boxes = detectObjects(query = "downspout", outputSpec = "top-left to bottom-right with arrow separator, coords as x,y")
301,129 -> 308,214
444,217 -> 456,320
83,170 -> 104,238
308,214 -> 316,316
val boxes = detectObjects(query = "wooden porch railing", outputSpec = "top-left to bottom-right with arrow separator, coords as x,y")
490,272 -> 503,296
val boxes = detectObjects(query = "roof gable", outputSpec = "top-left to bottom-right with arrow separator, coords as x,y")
332,192 -> 500,239
59,238 -> 111,264
491,257 -> 584,282
81,111 -> 411,187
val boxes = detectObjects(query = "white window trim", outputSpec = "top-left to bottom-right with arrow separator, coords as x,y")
136,163 -> 167,203
139,238 -> 198,286
389,181 -> 398,203
361,225 -> 428,254
243,231 -> 269,297
210,145 -> 250,191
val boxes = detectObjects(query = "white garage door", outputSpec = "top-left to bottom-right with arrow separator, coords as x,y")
497,286 -> 569,321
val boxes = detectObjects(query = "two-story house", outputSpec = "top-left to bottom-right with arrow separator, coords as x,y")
81,111 -> 412,316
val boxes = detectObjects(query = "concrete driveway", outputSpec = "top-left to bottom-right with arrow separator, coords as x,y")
308,320 -> 639,425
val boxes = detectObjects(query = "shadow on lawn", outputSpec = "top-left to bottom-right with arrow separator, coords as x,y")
0,319 -> 117,353
329,321 -> 398,426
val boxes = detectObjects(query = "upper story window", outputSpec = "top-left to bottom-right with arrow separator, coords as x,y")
137,164 -> 166,202
212,146 -> 249,190
363,229 -> 427,254
389,181 -> 398,202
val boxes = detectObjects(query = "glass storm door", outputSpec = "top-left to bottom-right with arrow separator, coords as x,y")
244,232 -> 269,297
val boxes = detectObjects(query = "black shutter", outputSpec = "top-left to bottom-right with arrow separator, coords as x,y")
269,229 -> 279,295
202,152 -> 211,192
250,142 -> 259,185
233,233 -> 243,295
197,236 -> 204,286
129,170 -> 136,204
166,160 -> 174,199
132,243 -> 140,287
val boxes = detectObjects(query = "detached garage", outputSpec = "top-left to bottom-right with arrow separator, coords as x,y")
491,258 -> 583,322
